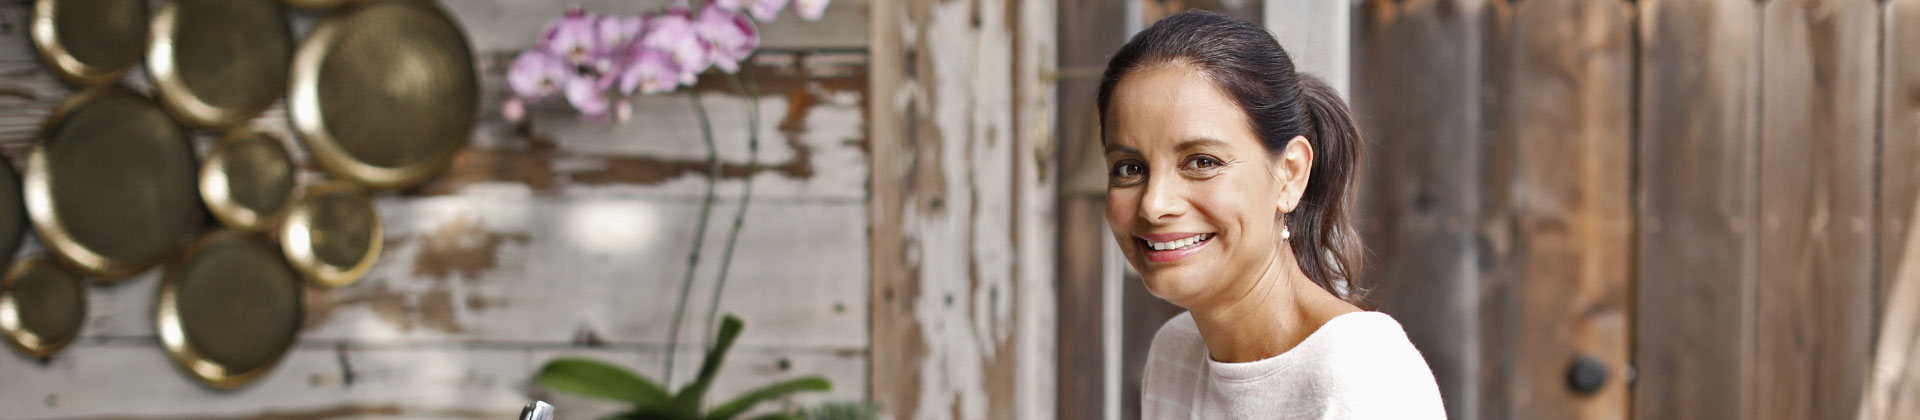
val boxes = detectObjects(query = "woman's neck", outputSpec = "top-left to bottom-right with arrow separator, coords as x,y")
1187,248 -> 1357,363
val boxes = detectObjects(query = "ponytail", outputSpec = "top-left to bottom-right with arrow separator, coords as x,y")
1290,74 -> 1367,303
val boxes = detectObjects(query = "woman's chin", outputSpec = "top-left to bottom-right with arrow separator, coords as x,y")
1139,267 -> 1217,309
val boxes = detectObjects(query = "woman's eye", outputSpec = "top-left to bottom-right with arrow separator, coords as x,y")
1110,162 -> 1144,179
1183,156 -> 1224,171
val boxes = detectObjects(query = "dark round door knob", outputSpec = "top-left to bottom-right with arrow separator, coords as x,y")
1566,355 -> 1608,395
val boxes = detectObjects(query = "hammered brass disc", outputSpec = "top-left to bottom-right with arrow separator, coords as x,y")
149,0 -> 294,129
289,0 -> 476,190
157,230 -> 302,389
26,88 -> 201,279
0,254 -> 85,358
31,0 -> 149,86
202,129 -> 297,231
280,182 -> 380,288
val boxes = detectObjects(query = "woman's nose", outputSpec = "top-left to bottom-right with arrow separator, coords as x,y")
1138,175 -> 1185,222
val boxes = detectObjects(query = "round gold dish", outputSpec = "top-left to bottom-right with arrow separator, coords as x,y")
202,129 -> 297,231
31,0 -> 149,86
280,182 -> 380,288
157,230 -> 303,389
289,0 -> 477,190
0,158 -> 29,266
26,88 -> 201,279
0,254 -> 85,358
148,0 -> 294,128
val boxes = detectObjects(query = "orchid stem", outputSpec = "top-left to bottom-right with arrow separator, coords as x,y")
665,89 -> 721,386
703,69 -> 760,350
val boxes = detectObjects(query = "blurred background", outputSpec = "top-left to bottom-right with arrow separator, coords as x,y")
0,0 -> 1916,419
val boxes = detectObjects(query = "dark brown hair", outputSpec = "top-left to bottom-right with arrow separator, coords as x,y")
1097,10 -> 1367,303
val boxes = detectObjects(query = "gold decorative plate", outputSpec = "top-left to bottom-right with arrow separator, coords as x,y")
26,87 -> 201,279
148,0 -> 294,128
157,230 -> 302,389
31,0 -> 149,86
280,182 -> 380,288
0,158 -> 28,265
0,254 -> 85,358
202,129 -> 297,231
289,0 -> 477,190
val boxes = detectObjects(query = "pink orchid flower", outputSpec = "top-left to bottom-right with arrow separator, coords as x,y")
695,3 -> 758,73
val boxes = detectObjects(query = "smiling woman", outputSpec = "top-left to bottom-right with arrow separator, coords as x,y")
1098,10 -> 1444,419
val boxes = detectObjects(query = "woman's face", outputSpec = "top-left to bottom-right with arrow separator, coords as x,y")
1103,63 -> 1300,309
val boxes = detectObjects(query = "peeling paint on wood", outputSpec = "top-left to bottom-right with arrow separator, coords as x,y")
870,0 -> 1055,419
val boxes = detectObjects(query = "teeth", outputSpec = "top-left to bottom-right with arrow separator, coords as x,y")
1147,234 -> 1211,251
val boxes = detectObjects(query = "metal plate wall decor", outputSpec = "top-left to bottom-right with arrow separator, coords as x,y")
202,129 -> 298,231
157,230 -> 302,389
289,0 -> 477,190
148,0 -> 294,128
0,254 -> 85,358
31,0 -> 149,86
280,182 -> 380,288
26,87 -> 201,279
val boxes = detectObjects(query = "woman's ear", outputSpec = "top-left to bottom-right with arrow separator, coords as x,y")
1273,135 -> 1314,213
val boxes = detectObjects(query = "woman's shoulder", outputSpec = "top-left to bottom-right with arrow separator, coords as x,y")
1305,312 -> 1448,418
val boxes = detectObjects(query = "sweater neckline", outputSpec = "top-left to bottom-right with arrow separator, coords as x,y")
1204,311 -> 1390,383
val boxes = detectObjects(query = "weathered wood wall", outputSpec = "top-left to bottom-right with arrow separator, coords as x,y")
0,1 -> 880,419
868,0 -> 1059,419
1345,0 -> 1920,419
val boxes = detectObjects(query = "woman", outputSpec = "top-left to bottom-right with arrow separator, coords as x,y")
1099,10 -> 1446,419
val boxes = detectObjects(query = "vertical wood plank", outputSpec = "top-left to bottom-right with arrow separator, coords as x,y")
1871,0 -> 1920,418
1754,1 -> 1878,419
1477,0 -> 1634,419
1053,0 -> 1129,417
1353,1 -> 1485,419
1265,0 -> 1351,97
869,0 -> 1057,418
1634,1 -> 1760,419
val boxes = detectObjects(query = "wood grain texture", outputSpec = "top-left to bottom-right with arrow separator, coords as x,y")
1755,1 -> 1878,419
1477,0 -> 1634,419
869,0 -> 1057,419
1052,0 -> 1127,418
1871,0 -> 1920,418
1634,1 -> 1760,419
1353,1 -> 1485,419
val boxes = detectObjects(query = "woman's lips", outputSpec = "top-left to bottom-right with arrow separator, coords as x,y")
1138,233 -> 1213,263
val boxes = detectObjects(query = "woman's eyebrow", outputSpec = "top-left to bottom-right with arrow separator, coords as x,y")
1104,144 -> 1140,155
1175,137 -> 1229,151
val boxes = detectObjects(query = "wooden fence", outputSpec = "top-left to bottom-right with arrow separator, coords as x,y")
1060,0 -> 1920,419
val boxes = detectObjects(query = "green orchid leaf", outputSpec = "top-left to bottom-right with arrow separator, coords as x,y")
536,358 -> 673,407
706,377 -> 832,420
673,315 -> 746,412
741,414 -> 803,420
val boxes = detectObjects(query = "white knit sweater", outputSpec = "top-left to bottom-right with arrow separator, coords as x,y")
1140,311 -> 1448,419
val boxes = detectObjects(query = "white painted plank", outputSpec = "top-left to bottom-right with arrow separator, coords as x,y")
75,194 -> 868,349
1265,0 -> 1352,98
441,0 -> 868,53
0,344 -> 865,420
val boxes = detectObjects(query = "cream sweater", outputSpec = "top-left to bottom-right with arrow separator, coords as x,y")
1140,311 -> 1447,419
